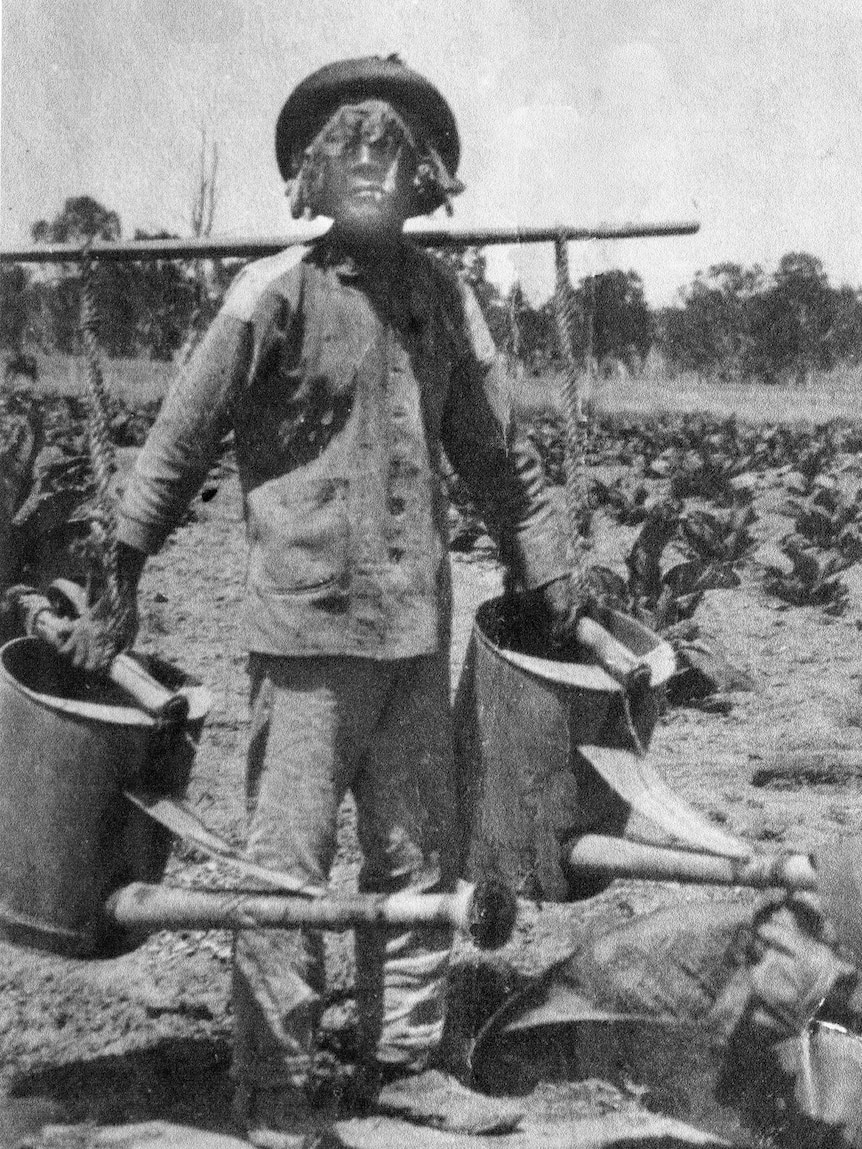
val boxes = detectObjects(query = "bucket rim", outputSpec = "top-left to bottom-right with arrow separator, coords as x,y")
473,599 -> 676,694
0,637 -> 212,727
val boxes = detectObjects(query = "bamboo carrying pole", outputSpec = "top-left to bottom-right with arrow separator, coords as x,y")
567,833 -> 817,891
104,877 -> 518,950
0,220 -> 699,264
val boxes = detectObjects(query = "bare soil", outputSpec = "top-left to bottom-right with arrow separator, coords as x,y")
3,466 -> 862,1147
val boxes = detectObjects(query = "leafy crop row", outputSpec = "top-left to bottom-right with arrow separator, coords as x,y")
529,412 -> 862,486
4,388 -> 862,639
0,389 -> 161,620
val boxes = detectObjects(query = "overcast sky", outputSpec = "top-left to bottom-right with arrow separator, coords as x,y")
2,0 -> 861,306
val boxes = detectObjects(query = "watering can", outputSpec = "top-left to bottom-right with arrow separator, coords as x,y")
449,228 -> 748,904
0,636 -> 515,958
454,596 -> 748,903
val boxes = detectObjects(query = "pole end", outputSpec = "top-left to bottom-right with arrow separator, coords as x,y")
468,878 -> 518,950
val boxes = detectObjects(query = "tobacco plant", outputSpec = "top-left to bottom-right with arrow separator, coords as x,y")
590,498 -> 753,705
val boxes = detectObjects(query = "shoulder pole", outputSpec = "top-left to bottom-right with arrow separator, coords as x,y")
0,220 -> 699,264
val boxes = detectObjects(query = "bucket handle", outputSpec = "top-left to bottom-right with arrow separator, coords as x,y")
33,580 -> 190,726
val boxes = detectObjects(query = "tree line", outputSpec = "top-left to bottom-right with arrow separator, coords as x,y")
473,249 -> 862,385
657,255 -> 862,384
0,196 -> 241,363
4,196 -> 862,384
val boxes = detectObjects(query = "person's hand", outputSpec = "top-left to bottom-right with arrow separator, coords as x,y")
534,575 -> 582,651
711,893 -> 853,1044
1,584 -> 52,638
52,592 -> 139,674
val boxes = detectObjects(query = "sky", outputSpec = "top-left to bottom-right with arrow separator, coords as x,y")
2,0 -> 862,307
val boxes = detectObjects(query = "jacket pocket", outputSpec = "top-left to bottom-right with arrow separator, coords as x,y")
247,475 -> 349,594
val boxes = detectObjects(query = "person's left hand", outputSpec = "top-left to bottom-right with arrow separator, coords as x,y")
533,575 -> 582,651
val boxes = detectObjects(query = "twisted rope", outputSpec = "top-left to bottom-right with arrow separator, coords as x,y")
80,254 -> 126,635
554,232 -> 589,606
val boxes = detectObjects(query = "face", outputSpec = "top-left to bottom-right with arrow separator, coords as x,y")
313,103 -> 418,240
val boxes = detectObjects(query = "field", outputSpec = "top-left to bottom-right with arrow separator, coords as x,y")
24,349 -> 862,423
4,362 -> 862,1146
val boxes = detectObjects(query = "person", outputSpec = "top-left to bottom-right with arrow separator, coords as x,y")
53,55 -> 578,1144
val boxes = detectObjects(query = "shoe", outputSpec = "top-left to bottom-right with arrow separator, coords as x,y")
233,1084 -> 333,1148
349,1052 -> 436,1112
374,1068 -> 524,1135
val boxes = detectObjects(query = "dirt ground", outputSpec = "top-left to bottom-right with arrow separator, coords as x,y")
3,462 -> 862,1147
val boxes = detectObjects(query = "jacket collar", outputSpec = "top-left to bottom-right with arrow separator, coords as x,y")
309,233 -> 442,338
311,231 -> 413,284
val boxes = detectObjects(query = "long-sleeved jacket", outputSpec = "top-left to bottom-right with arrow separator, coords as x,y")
118,235 -> 568,658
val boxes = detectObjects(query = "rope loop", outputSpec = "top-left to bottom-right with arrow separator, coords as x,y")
553,230 -> 589,604
78,248 -> 128,640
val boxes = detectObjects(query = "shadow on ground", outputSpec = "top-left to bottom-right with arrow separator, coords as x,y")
8,1037 -> 236,1132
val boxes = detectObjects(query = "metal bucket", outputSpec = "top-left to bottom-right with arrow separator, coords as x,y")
454,596 -> 676,901
0,637 -> 211,957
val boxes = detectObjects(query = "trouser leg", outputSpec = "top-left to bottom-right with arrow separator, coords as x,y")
232,654 -> 370,1090
353,653 -> 460,1070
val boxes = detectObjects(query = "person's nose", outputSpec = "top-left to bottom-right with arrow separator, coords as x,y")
352,140 -> 386,173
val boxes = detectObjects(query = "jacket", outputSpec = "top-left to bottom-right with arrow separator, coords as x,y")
117,235 -> 568,657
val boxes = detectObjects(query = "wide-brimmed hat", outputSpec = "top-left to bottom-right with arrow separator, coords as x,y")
275,54 -> 460,183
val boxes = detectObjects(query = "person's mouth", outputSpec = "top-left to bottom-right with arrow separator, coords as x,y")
350,182 -> 386,201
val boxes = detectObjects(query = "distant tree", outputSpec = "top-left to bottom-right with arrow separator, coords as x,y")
826,285 -> 862,367
29,199 -> 208,360
30,196 -> 123,354
752,252 -> 846,384
426,256 -> 654,378
499,269 -> 653,377
88,230 -> 208,361
507,283 -> 558,372
32,195 -> 121,246
27,276 -> 80,355
659,262 -> 765,381
0,265 -> 30,352
129,231 -> 198,360
579,269 -> 652,375
657,254 -> 862,384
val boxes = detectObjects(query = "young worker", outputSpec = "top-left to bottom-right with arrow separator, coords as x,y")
55,56 -> 579,1143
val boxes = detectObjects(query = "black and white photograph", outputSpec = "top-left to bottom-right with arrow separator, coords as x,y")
3,3 -> 862,1146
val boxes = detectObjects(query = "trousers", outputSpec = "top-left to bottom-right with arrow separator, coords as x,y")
231,652 -> 460,1088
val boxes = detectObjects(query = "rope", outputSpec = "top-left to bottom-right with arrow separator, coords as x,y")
80,253 -> 127,636
553,232 -> 589,606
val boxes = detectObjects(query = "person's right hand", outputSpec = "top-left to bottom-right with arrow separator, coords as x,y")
51,591 -> 139,674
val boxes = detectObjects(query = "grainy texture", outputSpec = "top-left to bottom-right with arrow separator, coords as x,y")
3,442 -> 862,1147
